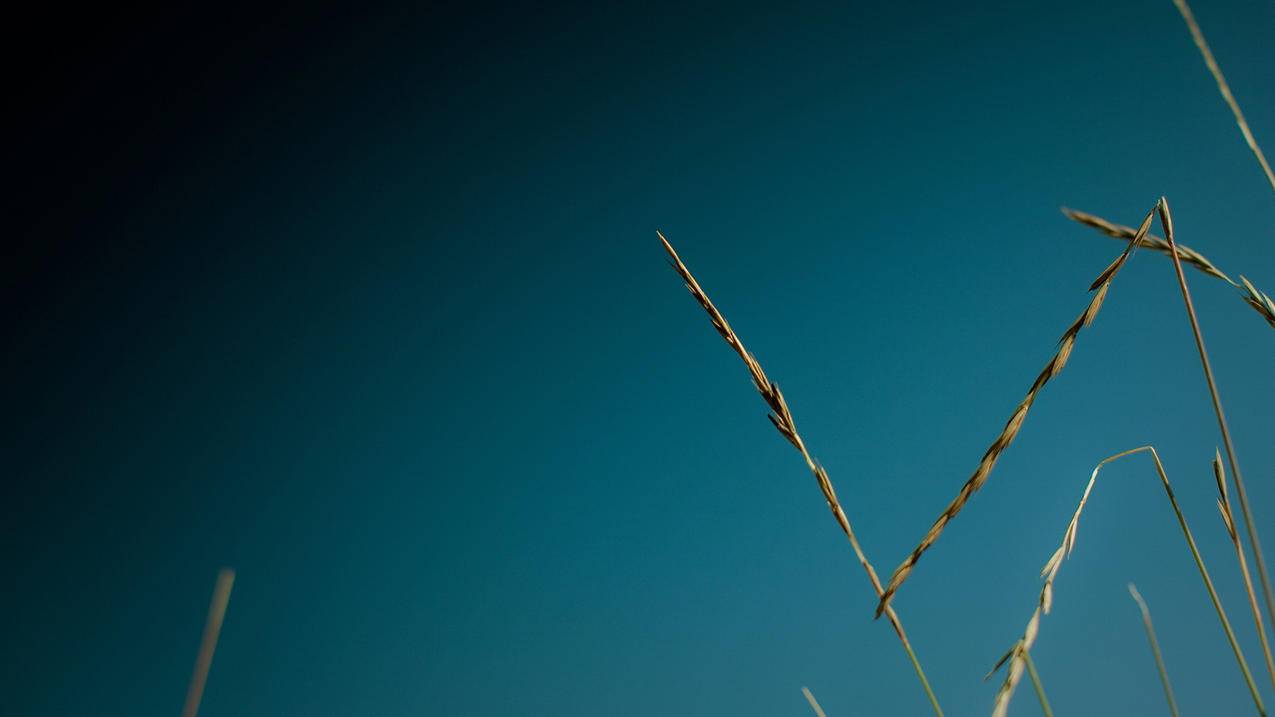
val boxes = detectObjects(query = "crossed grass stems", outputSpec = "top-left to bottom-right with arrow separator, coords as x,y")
786,0 -> 1275,709
171,1 -> 1274,714
872,0 -> 1275,625
662,195 -> 1273,717
872,213 -> 1275,619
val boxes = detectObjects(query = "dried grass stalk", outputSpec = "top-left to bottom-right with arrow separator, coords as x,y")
1172,0 -> 1275,197
1061,207 -> 1232,282
987,447 -> 1265,717
802,687 -> 829,717
1160,197 -> 1275,643
1128,583 -> 1181,717
659,231 -> 944,716
874,205 -> 1156,619
182,568 -> 236,717
1062,207 -> 1275,328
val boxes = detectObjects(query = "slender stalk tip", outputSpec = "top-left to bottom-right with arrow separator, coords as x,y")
1128,582 -> 1182,717
801,687 -> 829,717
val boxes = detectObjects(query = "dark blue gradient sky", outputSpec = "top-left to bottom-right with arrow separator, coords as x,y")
5,1 -> 1275,715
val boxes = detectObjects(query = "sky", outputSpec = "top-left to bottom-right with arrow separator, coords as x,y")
4,1 -> 1275,715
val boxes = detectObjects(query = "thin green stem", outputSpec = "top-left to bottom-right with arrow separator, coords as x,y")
900,636 -> 944,717
1022,651 -> 1054,717
1129,583 -> 1181,717
1159,199 -> 1275,636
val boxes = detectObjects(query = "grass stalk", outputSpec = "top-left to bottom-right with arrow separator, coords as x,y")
1215,450 -> 1275,691
1128,582 -> 1182,717
182,568 -> 236,717
1159,198 -> 1275,637
659,231 -> 944,716
875,204 -> 1156,619
989,446 -> 1265,716
1022,651 -> 1055,717
1146,445 -> 1266,716
1061,207 -> 1275,328
802,687 -> 829,717
1172,0 -> 1275,197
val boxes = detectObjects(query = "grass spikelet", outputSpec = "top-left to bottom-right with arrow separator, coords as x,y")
658,231 -> 944,716
1060,207 -> 1232,282
874,204 -> 1156,619
1239,276 -> 1275,329
1062,207 -> 1275,328
987,447 -> 1265,717
1128,583 -> 1181,717
1215,450 -> 1275,691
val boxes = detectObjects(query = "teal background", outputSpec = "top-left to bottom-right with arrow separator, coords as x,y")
5,1 -> 1275,715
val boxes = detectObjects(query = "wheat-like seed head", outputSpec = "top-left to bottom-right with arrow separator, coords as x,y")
659,230 -> 948,715
1060,207 -> 1232,282
1062,207 -> 1275,328
873,204 -> 1156,619
658,231 -> 911,639
1239,276 -> 1275,329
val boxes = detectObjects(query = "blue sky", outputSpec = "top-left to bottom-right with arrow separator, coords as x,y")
4,1 -> 1274,715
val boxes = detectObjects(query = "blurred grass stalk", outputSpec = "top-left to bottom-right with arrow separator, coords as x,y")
182,568 -> 236,717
